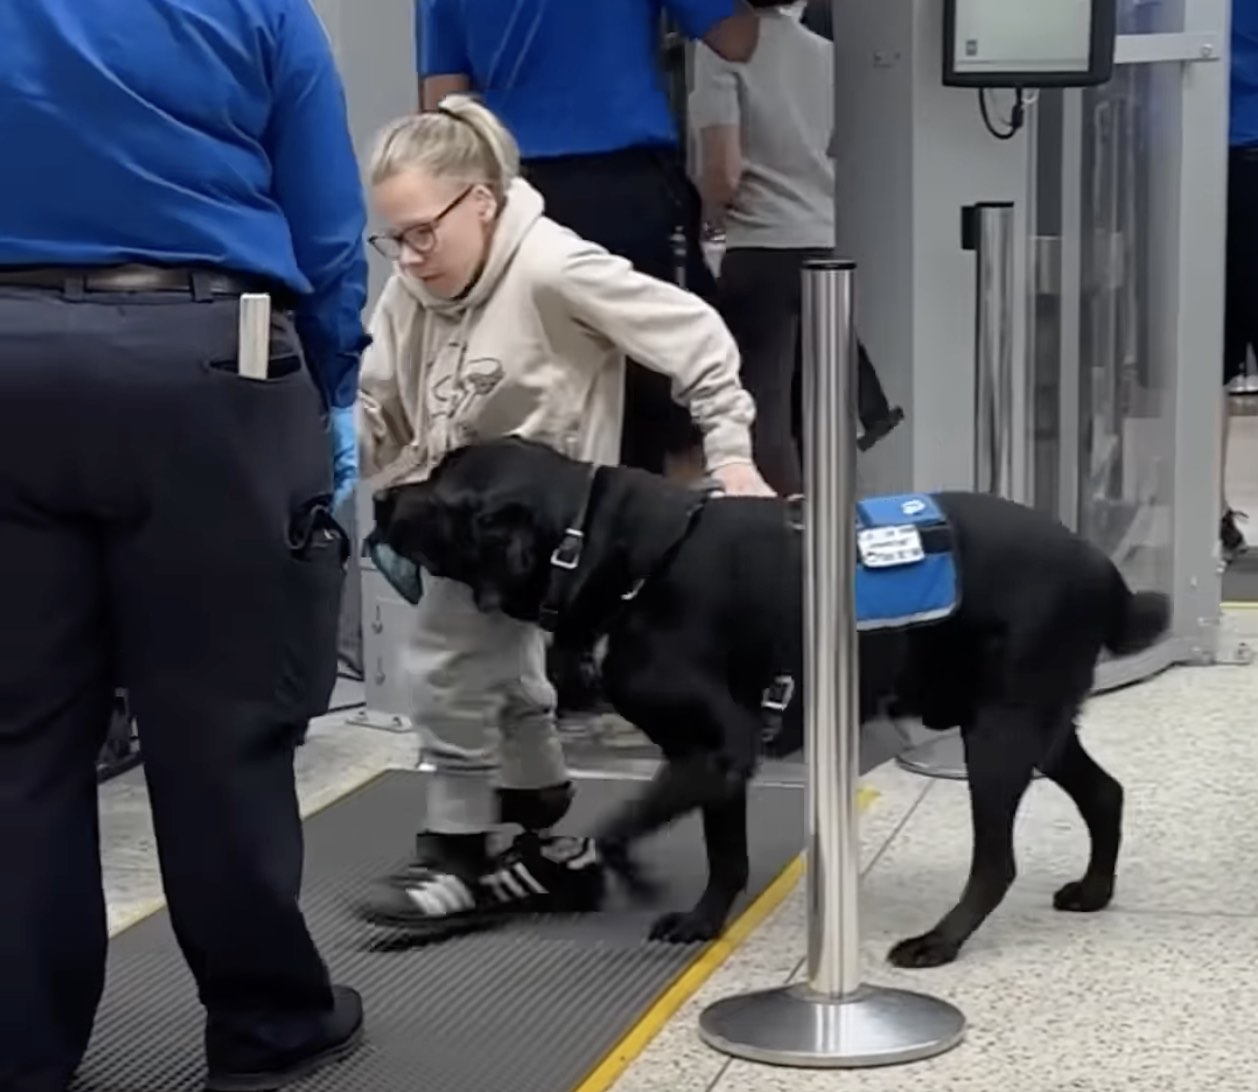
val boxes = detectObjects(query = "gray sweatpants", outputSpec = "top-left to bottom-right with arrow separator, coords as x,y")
404,574 -> 568,833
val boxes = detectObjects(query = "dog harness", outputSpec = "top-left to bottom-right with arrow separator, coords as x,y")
761,492 -> 961,744
538,466 -> 709,636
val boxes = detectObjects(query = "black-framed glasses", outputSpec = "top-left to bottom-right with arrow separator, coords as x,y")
368,185 -> 474,260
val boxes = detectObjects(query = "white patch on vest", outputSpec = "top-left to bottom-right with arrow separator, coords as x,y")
858,524 -> 926,569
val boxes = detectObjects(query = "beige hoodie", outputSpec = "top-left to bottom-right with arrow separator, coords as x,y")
357,178 -> 755,490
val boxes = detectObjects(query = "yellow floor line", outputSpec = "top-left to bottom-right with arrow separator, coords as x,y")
573,784 -> 880,1092
1222,601 -> 1258,610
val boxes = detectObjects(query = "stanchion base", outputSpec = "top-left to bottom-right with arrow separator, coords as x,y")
895,729 -> 1042,781
895,730 -> 969,780
698,982 -> 966,1069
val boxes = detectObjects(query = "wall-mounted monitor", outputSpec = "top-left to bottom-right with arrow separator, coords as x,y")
943,0 -> 1117,89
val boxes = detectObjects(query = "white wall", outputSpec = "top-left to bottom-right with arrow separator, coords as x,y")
312,0 -> 417,308
832,0 -> 1031,495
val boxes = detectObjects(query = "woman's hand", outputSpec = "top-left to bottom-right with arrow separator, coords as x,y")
712,461 -> 775,497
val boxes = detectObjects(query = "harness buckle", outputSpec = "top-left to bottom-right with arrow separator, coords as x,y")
550,528 -> 585,571
761,675 -> 795,713
621,578 -> 645,602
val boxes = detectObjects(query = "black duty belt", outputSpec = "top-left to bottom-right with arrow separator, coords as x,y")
0,264 -> 283,299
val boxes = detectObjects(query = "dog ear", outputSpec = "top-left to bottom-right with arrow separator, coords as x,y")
382,485 -> 468,575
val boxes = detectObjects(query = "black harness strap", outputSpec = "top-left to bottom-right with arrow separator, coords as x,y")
539,464 -> 602,631
760,495 -> 805,748
538,468 -> 708,638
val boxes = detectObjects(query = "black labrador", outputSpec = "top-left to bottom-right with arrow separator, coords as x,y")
378,437 -> 1169,967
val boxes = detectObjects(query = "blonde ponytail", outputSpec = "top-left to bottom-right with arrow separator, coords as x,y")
368,94 -> 520,200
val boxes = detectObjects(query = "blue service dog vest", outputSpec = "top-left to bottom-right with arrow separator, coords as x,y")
854,494 -> 959,630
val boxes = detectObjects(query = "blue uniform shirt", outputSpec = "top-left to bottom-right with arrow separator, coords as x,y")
0,0 -> 368,409
417,0 -> 738,160
1234,0 -> 1258,147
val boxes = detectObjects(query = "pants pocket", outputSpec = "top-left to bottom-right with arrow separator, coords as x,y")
277,501 -> 350,725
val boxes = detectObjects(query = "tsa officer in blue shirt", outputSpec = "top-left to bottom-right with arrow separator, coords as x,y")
417,0 -> 758,478
0,2 -> 368,1088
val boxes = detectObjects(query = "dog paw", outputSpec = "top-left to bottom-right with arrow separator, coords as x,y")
1053,879 -> 1113,913
649,910 -> 722,944
887,932 -> 961,969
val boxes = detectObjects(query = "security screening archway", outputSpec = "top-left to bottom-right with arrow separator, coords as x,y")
896,200 -> 1036,781
896,0 -> 1115,784
837,0 -> 1233,792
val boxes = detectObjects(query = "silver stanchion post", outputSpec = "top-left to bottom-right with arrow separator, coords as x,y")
896,202 -> 1036,782
971,202 -> 1016,498
238,293 -> 272,380
698,259 -> 966,1067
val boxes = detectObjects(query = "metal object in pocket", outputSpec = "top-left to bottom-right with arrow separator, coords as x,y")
237,293 -> 272,380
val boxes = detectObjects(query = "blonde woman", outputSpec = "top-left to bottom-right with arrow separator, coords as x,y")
356,96 -> 771,938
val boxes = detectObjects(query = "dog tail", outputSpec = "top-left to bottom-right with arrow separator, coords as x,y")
1104,566 -> 1171,657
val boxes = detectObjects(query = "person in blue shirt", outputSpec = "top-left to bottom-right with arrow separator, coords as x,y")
0,2 -> 368,1088
1222,1 -> 1258,561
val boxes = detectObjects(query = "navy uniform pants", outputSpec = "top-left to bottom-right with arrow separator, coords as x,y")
0,280 -> 345,1090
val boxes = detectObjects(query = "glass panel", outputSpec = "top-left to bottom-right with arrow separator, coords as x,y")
1030,90 -> 1066,519
1077,60 -> 1179,598
1030,60 -> 1181,600
1118,0 -> 1185,34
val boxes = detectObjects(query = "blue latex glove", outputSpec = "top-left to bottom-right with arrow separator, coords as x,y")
329,405 -> 358,510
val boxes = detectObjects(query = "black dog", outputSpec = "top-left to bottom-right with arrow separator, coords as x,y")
380,437 -> 1169,967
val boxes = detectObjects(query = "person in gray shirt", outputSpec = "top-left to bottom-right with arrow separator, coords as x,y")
691,0 -> 899,493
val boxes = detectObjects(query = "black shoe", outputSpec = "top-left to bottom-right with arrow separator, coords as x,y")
358,832 -> 606,937
204,984 -> 364,1092
1222,509 -> 1248,563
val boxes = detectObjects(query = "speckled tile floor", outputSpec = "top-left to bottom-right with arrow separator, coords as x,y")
99,615 -> 1258,1091
614,635 -> 1258,1092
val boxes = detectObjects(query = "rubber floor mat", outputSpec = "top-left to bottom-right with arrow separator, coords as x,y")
73,770 -> 803,1092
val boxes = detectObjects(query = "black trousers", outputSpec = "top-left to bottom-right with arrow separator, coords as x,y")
1225,145 -> 1258,384
0,287 -> 345,1089
720,247 -> 902,496
719,247 -> 818,495
525,146 -> 714,472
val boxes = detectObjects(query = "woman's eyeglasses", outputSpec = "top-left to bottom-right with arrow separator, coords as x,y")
368,186 -> 474,260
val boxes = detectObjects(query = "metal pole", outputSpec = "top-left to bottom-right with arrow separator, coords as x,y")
698,259 -> 966,1068
973,203 -> 1016,497
238,293 -> 272,380
897,203 -> 1039,782
803,256 -> 861,998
